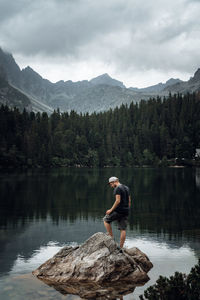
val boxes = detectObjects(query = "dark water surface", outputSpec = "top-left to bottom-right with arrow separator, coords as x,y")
0,167 -> 200,299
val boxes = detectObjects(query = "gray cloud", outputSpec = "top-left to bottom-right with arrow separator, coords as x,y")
0,0 -> 200,85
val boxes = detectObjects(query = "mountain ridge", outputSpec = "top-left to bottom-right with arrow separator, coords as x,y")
0,69 -> 32,111
129,78 -> 182,93
0,47 -> 200,113
163,68 -> 200,93
90,73 -> 126,88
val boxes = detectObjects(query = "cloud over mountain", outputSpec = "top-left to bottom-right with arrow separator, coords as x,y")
0,0 -> 200,86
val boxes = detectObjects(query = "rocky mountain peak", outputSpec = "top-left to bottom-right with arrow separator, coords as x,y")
0,47 -> 21,86
190,68 -> 200,83
99,73 -> 110,78
1,47 -> 200,113
22,66 -> 43,79
90,73 -> 126,88
165,78 -> 182,85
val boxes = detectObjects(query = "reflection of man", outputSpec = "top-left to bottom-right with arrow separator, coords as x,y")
103,177 -> 131,248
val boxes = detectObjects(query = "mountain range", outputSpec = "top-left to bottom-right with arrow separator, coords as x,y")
0,47 -> 200,113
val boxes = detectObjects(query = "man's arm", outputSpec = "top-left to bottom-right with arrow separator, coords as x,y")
129,196 -> 131,208
106,195 -> 120,215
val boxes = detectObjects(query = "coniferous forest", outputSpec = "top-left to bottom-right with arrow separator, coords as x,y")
0,92 -> 200,168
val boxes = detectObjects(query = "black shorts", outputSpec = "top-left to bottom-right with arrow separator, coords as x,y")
103,211 -> 128,230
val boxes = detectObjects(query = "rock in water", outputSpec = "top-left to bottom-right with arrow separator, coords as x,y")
33,232 -> 153,299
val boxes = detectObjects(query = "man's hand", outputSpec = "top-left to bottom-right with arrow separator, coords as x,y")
106,195 -> 120,215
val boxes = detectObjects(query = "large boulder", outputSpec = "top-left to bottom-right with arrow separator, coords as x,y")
33,232 -> 153,299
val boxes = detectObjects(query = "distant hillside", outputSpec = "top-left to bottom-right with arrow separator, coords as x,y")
0,48 -> 153,113
0,48 -> 53,114
0,68 -> 31,111
90,73 -> 126,88
1,47 -> 200,113
18,66 -> 152,113
0,48 -> 22,87
130,78 -> 182,93
164,68 -> 200,93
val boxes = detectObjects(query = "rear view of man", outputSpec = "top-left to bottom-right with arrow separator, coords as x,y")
103,176 -> 131,248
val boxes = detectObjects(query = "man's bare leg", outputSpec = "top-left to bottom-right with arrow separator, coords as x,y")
120,230 -> 126,248
104,221 -> 113,237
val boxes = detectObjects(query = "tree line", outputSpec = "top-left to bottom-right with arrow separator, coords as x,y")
0,92 -> 200,168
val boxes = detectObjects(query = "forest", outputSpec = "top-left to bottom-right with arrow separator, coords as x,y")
0,92 -> 200,168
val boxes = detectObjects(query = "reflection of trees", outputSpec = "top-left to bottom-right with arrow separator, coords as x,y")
129,168 -> 200,234
0,167 -> 200,233
0,167 -> 200,276
196,168 -> 200,189
0,168 -> 109,226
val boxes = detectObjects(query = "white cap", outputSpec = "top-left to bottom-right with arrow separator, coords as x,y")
108,176 -> 119,183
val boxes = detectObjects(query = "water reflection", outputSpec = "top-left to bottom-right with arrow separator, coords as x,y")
1,168 -> 200,232
10,241 -> 63,275
38,275 -> 137,299
1,231 -> 198,300
126,237 -> 197,299
0,167 -> 200,299
196,168 -> 200,189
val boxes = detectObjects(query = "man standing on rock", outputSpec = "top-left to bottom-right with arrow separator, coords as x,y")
103,177 -> 131,248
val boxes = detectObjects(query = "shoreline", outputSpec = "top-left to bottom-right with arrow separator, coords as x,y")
0,162 -> 200,173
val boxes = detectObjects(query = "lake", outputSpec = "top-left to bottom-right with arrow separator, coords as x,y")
0,167 -> 200,299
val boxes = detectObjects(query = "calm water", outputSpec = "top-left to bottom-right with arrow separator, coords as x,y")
0,167 -> 200,299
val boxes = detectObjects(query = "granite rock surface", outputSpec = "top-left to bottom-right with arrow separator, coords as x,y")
33,232 -> 153,299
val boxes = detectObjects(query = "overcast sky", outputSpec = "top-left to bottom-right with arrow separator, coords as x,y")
0,0 -> 200,88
